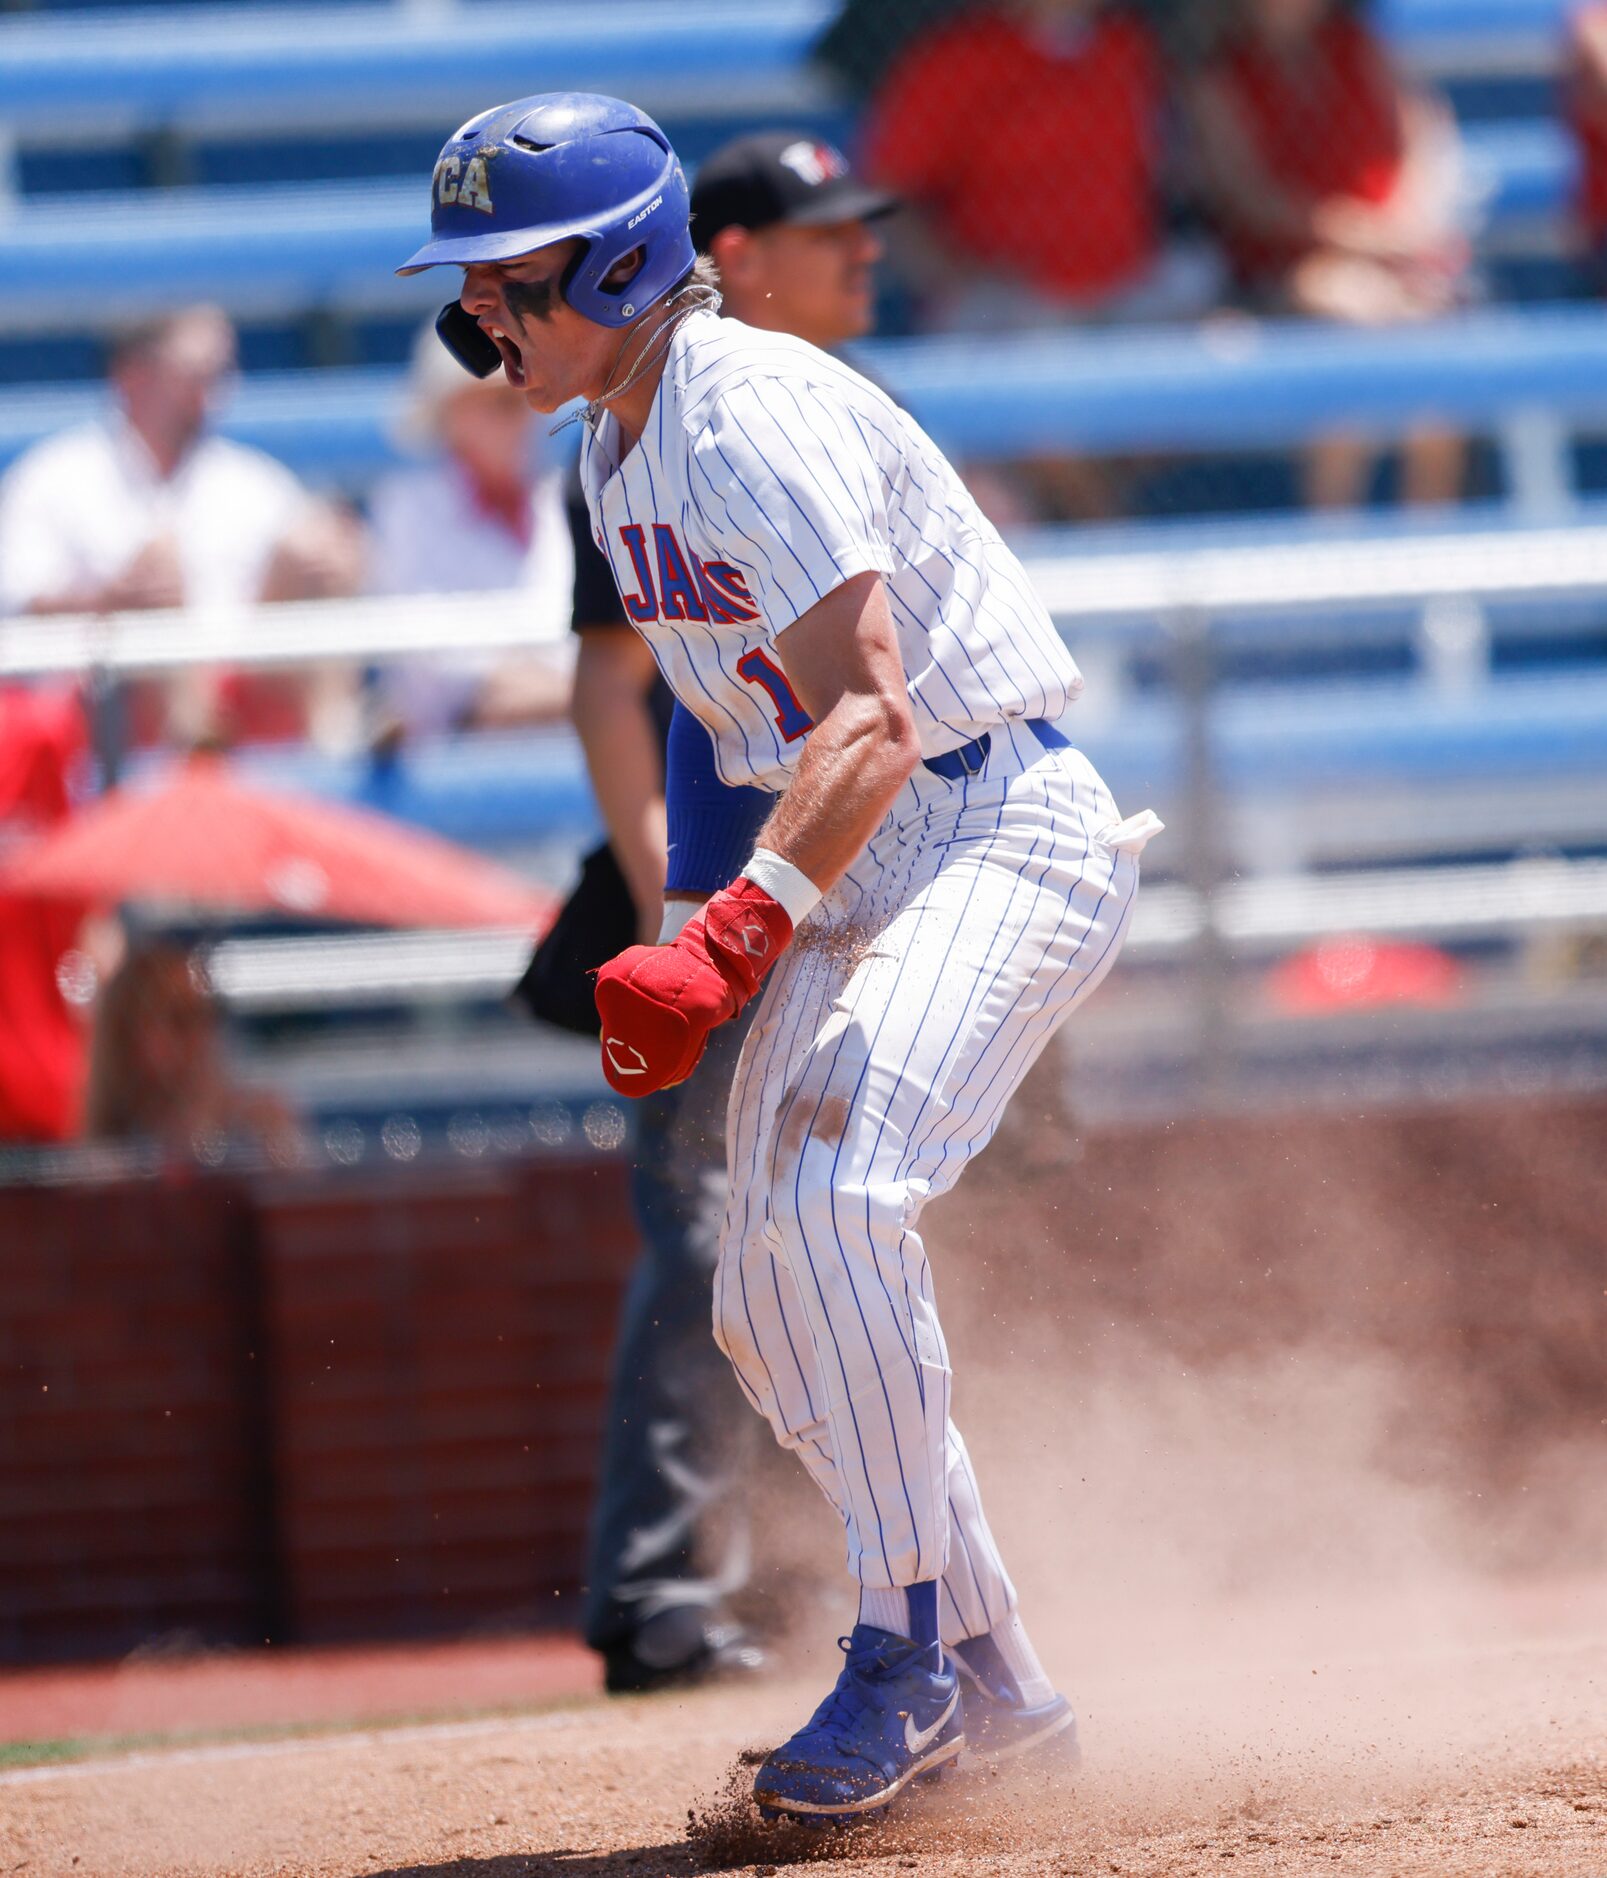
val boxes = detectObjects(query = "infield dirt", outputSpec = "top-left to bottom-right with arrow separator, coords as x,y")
4,1328 -> 1604,1878
0,1574 -> 1603,1878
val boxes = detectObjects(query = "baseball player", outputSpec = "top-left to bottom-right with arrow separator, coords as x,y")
531,133 -> 896,1696
401,93 -> 1159,1821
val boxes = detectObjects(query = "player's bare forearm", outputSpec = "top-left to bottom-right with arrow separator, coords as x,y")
761,571 -> 921,894
571,626 -> 669,935
591,576 -> 917,1099
755,694 -> 916,892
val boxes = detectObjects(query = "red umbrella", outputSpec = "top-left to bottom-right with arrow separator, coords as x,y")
0,752 -> 554,931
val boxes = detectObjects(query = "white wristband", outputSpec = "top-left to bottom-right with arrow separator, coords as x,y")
742,847 -> 822,926
658,897 -> 703,944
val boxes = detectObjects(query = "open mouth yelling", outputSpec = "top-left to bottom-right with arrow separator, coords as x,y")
483,323 -> 527,389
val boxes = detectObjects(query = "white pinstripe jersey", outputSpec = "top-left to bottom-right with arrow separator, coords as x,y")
578,310 -> 1083,793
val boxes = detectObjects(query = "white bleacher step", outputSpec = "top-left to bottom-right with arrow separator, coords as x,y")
8,309 -> 1607,488
1131,857 -> 1607,954
203,856 -> 1607,1013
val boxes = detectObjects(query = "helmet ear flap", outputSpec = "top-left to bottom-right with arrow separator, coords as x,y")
434,301 -> 502,378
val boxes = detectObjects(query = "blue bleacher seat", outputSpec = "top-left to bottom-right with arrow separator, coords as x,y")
0,181 -> 441,325
220,667 -> 1607,859
0,122 -> 1584,366
1379,0 -> 1568,75
6,309 -> 1607,495
866,308 -> 1607,458
0,111 -> 1575,413
0,120 -> 1575,332
0,334 -> 108,390
13,147 -> 146,195
1463,118 -> 1577,231
0,0 -> 1571,138
236,731 -> 601,851
0,2 -> 828,130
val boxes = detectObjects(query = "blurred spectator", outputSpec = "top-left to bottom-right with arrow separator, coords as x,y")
690,132 -> 897,347
819,0 -> 1223,88
815,0 -> 971,94
84,938 -> 301,1162
0,305 -> 363,746
1189,0 -> 1469,507
860,0 -> 1190,327
0,687 -> 88,1143
365,323 -> 576,739
1567,3 -> 1607,275
860,0 -> 1214,519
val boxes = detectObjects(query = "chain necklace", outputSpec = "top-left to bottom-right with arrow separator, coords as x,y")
550,281 -> 722,436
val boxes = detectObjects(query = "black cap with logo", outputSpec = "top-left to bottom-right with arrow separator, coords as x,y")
689,132 -> 899,253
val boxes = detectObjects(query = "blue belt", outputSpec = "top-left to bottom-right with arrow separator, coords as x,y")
922,717 -> 1068,782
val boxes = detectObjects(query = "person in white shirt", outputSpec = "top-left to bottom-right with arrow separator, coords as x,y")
365,322 -> 575,738
0,305 -> 362,745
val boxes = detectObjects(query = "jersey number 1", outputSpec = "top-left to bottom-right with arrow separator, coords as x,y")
737,649 -> 813,742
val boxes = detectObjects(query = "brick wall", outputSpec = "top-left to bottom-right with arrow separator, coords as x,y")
257,1160 -> 638,1642
0,1176 -> 269,1662
3,1095 -> 1604,1665
0,1157 -> 639,1665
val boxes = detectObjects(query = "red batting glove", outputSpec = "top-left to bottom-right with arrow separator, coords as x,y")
594,877 -> 794,1095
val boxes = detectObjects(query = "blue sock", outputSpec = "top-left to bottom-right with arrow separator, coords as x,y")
905,1580 -> 940,1648
859,1581 -> 941,1649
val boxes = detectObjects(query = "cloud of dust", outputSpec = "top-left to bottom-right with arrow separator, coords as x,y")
949,1329 -> 1607,1814
735,1325 -> 1606,1824
702,1077 -> 1607,1859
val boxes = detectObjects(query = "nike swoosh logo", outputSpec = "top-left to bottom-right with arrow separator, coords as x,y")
904,1687 -> 958,1756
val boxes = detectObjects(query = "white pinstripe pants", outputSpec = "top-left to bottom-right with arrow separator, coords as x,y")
713,719 -> 1140,1642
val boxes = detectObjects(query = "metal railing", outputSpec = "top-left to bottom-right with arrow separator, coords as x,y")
201,854 -> 1607,1013
8,517 -> 1607,680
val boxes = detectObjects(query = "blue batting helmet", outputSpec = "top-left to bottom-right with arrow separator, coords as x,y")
397,93 -> 694,333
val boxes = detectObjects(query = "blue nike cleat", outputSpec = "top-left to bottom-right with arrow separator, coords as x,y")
753,1625 -> 965,1820
952,1630 -> 1081,1768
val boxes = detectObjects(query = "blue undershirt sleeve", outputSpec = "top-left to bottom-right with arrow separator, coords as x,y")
664,702 -> 773,897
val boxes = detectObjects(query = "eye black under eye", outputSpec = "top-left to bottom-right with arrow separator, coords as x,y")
504,276 -> 558,322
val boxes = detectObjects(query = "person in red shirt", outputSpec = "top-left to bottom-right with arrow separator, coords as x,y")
1567,3 -> 1607,268
0,687 -> 89,1143
863,0 -> 1199,518
861,0 -> 1171,323
1189,0 -> 1469,507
